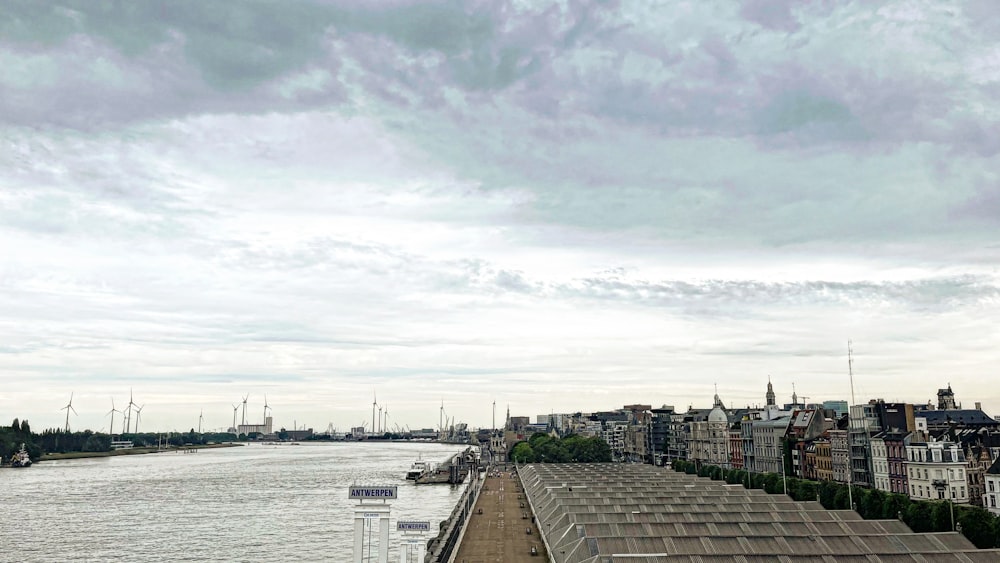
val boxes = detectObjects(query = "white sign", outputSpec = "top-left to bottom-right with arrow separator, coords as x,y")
349,485 -> 398,500
396,521 -> 431,532
363,512 -> 381,519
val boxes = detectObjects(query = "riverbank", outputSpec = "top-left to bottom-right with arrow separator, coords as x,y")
39,442 -> 243,461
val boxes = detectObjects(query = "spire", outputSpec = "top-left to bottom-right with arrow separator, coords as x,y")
792,382 -> 798,405
766,377 -> 776,407
713,383 -> 725,409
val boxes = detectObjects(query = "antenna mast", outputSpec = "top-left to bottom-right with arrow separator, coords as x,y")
847,340 -> 855,511
848,340 -> 856,405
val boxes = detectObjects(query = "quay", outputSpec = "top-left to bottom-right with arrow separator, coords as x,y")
451,466 -> 546,562
416,446 -> 477,484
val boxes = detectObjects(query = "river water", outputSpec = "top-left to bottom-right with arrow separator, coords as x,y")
1,441 -> 472,562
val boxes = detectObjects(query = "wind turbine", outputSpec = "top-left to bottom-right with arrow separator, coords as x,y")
61,392 -> 77,432
198,410 -> 204,434
371,390 -> 378,435
125,389 -> 137,434
263,395 -> 270,422
106,398 -> 121,436
231,404 -> 239,433
377,404 -> 383,433
241,394 -> 249,426
133,405 -> 145,433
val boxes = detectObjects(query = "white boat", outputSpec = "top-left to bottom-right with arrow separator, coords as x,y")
10,443 -> 31,468
405,457 -> 434,480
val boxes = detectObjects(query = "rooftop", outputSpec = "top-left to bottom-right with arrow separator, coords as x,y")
520,463 -> 1000,562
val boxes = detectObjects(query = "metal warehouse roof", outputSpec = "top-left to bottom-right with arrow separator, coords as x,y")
519,463 -> 1000,563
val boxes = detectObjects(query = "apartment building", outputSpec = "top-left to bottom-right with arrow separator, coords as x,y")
985,457 -> 1000,514
905,441 -> 969,504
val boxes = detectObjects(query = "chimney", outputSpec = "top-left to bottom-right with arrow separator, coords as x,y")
975,402 -> 982,411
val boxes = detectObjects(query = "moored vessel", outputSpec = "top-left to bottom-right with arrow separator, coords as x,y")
406,457 -> 434,480
10,443 -> 32,468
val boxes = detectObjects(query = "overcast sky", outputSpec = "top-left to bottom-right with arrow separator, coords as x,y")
2,0 -> 999,434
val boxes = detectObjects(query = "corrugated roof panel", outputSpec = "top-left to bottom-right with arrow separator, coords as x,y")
520,463 -> 1000,563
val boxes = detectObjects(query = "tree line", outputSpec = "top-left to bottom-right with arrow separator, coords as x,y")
2,419 -> 240,462
510,432 -> 612,463
671,459 -> 1000,549
1,419 -> 43,461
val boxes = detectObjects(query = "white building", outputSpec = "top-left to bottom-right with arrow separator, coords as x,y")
688,405 -> 730,467
601,421 -> 628,460
237,416 -> 273,436
871,436 -> 891,492
751,416 -> 791,474
985,458 -> 1000,514
905,440 -> 969,504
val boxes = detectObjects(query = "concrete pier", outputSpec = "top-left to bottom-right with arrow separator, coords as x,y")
452,467 -> 546,562
416,447 -> 475,485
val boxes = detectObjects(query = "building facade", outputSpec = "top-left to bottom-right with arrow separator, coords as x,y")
906,441 -> 969,504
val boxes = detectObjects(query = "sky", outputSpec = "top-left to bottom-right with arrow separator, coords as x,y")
2,0 -> 999,434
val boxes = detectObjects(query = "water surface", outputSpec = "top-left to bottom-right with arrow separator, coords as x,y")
1,441 -> 471,562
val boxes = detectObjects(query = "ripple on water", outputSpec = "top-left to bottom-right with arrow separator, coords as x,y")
2,442 -> 472,562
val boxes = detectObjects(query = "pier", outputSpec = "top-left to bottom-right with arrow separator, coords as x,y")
450,466 -> 546,562
416,446 -> 477,485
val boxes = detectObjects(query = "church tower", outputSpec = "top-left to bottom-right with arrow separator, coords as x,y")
937,384 -> 957,410
766,377 -> 776,406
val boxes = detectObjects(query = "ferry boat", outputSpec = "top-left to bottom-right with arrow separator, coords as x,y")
405,457 -> 433,480
10,443 -> 31,468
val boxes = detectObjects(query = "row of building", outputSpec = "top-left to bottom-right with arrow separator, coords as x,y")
500,383 -> 1000,515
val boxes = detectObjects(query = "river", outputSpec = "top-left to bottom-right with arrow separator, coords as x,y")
1,441 -> 473,562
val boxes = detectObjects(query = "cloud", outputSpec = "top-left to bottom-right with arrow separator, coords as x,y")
740,0 -> 802,32
4,1 -> 1000,429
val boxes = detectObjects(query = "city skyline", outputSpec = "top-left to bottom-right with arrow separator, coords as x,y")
2,2 -> 999,430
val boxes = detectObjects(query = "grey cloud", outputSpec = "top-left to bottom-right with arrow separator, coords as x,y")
530,274 -> 1000,313
753,89 -> 867,142
739,0 -> 802,32
951,179 -> 1000,224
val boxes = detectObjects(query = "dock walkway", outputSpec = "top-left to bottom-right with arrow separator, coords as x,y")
452,468 -> 546,563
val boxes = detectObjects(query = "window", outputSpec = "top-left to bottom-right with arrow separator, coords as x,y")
990,482 -> 995,492
991,496 -> 996,508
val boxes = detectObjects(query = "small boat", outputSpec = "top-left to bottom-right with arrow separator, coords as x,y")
406,457 -> 434,480
10,443 -> 32,468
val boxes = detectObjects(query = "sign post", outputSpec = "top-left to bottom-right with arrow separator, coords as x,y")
350,486 -> 398,563
396,521 -> 430,563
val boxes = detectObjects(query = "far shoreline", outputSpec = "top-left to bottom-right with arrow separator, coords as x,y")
38,442 -> 244,462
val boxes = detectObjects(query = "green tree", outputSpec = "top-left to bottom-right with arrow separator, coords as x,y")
931,500 -> 954,532
882,493 -> 911,521
904,501 -> 933,533
860,488 -> 885,520
511,442 -> 535,463
956,506 -> 995,548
